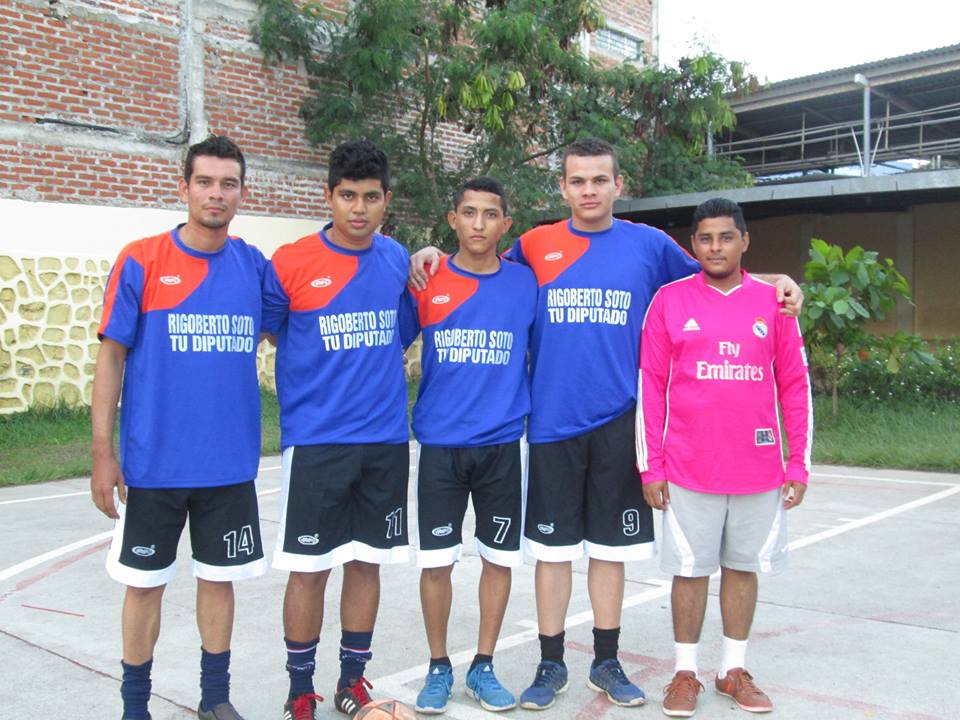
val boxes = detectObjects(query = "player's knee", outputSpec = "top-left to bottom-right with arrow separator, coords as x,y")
125,584 -> 165,604
421,565 -> 454,583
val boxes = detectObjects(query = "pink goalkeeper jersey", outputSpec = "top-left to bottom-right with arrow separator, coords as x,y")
637,270 -> 812,494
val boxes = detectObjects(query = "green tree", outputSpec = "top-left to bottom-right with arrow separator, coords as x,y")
800,238 -> 913,416
252,0 -> 753,248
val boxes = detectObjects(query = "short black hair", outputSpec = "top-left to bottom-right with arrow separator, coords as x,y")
453,176 -> 509,215
328,139 -> 390,192
691,197 -> 747,235
561,137 -> 619,177
184,135 -> 246,184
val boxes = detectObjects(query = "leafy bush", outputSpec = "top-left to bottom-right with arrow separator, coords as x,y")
826,337 -> 959,403
800,238 -> 912,415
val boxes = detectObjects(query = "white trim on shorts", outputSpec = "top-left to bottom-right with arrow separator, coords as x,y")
476,537 -> 523,568
756,501 -> 785,574
584,539 -> 656,562
105,501 -> 175,589
194,556 -> 268,582
663,504 -> 696,577
272,446 -> 410,572
274,539 -> 409,573
418,544 -> 463,569
523,536 -> 585,562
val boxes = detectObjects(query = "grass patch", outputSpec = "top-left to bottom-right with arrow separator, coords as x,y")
812,395 -> 960,472
2,387 -> 955,486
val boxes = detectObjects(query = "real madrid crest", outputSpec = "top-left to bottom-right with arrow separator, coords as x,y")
752,317 -> 768,338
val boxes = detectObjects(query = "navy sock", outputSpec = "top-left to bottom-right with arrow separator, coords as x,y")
338,630 -> 373,689
120,658 -> 152,720
539,632 -> 565,665
469,653 -> 493,672
199,647 -> 230,711
286,636 -> 319,700
429,656 -> 452,669
592,626 -> 620,667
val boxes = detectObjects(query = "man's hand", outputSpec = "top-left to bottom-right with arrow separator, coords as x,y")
409,246 -> 444,290
774,275 -> 804,317
643,481 -> 670,511
782,480 -> 807,510
91,452 -> 126,519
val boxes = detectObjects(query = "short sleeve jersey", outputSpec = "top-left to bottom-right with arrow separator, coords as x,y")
262,226 -> 410,448
506,218 -> 700,443
637,271 -> 813,494
402,255 -> 537,447
97,227 -> 267,489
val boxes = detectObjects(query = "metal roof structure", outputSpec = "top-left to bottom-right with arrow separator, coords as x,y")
714,43 -> 960,178
614,168 -> 960,230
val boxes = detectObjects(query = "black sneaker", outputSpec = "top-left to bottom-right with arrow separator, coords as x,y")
334,677 -> 373,717
282,693 -> 322,720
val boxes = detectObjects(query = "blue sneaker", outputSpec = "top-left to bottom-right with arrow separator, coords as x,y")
519,660 -> 568,710
466,662 -> 516,712
587,658 -> 646,707
415,664 -> 453,714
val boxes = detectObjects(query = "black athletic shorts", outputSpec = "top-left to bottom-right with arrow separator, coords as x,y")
523,408 -> 654,562
415,440 -> 524,568
273,443 -> 409,572
105,481 -> 266,588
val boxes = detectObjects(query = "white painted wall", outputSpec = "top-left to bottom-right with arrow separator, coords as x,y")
0,198 -> 324,259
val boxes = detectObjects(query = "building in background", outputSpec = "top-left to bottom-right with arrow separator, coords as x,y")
0,0 -> 656,412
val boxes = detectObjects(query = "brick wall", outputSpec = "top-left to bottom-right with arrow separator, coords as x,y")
1,0 -> 653,216
0,0 -> 653,412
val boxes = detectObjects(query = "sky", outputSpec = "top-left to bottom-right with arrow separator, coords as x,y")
657,0 -> 960,83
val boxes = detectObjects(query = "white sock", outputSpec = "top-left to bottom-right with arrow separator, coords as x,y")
674,642 -> 698,675
718,636 -> 748,678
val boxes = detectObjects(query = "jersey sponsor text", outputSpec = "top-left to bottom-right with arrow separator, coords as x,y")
545,286 -> 631,326
167,312 -> 256,353
317,309 -> 397,352
432,326 -> 514,365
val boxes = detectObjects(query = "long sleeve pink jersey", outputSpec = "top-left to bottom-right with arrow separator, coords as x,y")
637,271 -> 812,494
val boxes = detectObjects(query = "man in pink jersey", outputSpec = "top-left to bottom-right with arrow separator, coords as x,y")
637,198 -> 812,717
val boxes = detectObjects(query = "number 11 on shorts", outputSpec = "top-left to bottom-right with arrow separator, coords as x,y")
385,508 -> 403,539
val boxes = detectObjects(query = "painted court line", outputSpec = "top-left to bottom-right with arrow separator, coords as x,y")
0,531 -> 113,583
812,471 -> 955,487
0,490 -> 88,505
372,483 -> 960,718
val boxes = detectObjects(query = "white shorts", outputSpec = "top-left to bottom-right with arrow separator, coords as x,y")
660,484 -> 787,577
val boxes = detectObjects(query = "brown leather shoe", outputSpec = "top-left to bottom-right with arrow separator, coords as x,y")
662,671 -> 704,717
715,668 -> 773,713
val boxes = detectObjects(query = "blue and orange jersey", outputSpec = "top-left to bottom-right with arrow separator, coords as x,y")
98,226 -> 267,488
400,255 -> 537,447
505,218 -> 700,443
262,225 -> 410,447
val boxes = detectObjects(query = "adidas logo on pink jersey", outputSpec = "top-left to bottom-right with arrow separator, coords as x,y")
682,317 -> 700,332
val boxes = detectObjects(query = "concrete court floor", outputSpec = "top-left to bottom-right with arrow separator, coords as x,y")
1,453 -> 958,720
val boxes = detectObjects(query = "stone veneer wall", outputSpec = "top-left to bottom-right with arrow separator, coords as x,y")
0,251 -> 422,414
0,252 -> 109,411
0,252 -> 286,414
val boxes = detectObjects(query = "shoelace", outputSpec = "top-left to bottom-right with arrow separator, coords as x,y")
731,670 -> 762,696
473,666 -> 502,692
339,677 -> 374,709
533,663 -> 563,687
424,670 -> 452,693
664,674 -> 704,700
291,693 -> 323,720
601,661 -> 630,684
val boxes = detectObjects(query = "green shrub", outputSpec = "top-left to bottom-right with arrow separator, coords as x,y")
833,338 -> 959,403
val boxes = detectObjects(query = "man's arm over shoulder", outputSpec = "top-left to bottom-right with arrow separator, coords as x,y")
261,254 -> 291,336
651,225 -> 700,285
